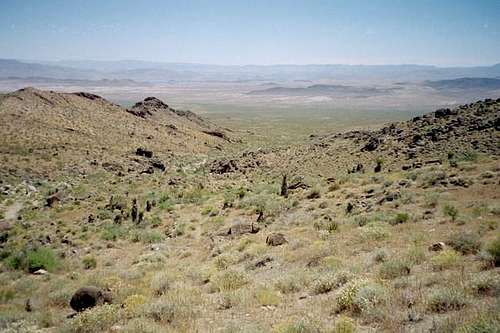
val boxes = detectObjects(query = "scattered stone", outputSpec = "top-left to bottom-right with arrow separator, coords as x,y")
70,286 -> 113,312
254,256 -> 273,268
136,147 -> 153,158
428,242 -> 446,252
46,192 -> 62,207
280,174 -> 288,198
266,233 -> 287,246
33,269 -> 48,275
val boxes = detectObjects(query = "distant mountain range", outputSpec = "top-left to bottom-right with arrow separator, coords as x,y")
247,84 -> 401,97
424,77 -> 500,90
1,59 -> 500,83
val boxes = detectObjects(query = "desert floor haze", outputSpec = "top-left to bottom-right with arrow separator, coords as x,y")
1,1 -> 500,332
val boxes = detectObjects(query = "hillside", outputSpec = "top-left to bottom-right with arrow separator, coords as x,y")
0,87 -> 232,180
425,78 -> 500,90
0,94 -> 499,332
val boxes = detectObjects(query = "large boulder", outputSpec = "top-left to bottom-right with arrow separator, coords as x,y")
266,233 -> 287,246
70,286 -> 113,312
226,222 -> 260,236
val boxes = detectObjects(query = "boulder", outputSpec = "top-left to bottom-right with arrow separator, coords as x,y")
70,286 -> 113,312
266,233 -> 287,246
227,222 -> 260,236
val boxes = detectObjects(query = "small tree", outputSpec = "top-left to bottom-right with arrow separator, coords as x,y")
443,204 -> 459,222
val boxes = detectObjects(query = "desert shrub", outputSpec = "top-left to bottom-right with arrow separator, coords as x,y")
150,272 -> 171,296
212,270 -> 248,292
275,273 -> 308,294
405,246 -> 426,265
431,249 -> 462,271
379,259 -> 411,279
63,304 -> 123,333
352,282 -> 387,315
143,288 -> 200,329
334,316 -> 357,333
6,247 -> 59,272
48,288 -> 73,307
446,232 -> 481,254
468,272 -> 500,296
443,204 -> 459,222
273,318 -> 322,333
310,270 -> 353,295
390,212 -> 410,225
360,223 -> 390,241
310,272 -> 336,295
424,192 -> 440,208
485,236 -> 500,267
426,287 -> 467,313
422,170 -> 446,187
455,315 -> 500,333
373,249 -> 387,263
123,294 -> 147,314
82,255 -> 97,269
130,229 -> 163,243
0,287 -> 15,303
122,318 -> 165,333
334,279 -> 367,313
255,287 -> 280,306
101,224 -> 126,241
354,215 -> 369,227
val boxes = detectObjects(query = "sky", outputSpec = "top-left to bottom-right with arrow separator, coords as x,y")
0,0 -> 499,66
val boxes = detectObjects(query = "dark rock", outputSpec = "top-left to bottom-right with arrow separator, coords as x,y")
254,256 -> 273,268
210,159 -> 238,174
266,233 -> 287,246
70,286 -> 113,312
362,137 -> 380,152
428,242 -> 445,252
280,175 -> 288,198
150,158 -> 166,171
136,147 -> 153,158
46,192 -> 62,207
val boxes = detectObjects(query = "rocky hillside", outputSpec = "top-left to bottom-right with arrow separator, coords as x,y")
0,87 -> 232,180
0,96 -> 498,333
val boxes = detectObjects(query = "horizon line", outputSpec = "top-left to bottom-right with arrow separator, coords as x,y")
3,58 -> 500,69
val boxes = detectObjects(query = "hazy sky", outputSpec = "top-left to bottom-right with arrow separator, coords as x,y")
0,0 -> 499,66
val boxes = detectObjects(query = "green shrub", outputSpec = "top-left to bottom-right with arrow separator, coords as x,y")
310,271 -> 353,295
275,274 -> 307,294
468,272 -> 500,296
6,247 -> 59,272
255,287 -> 280,306
446,232 -> 481,254
212,270 -> 248,292
352,282 -> 387,314
273,318 -> 322,333
101,224 -> 126,241
455,315 -> 500,333
431,249 -> 462,271
427,287 -> 467,313
130,230 -> 163,244
443,204 -> 459,222
486,236 -> 500,267
379,259 -> 411,279
82,256 -> 97,269
334,279 -> 367,313
390,212 -> 410,225
63,304 -> 123,333
334,316 -> 357,333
